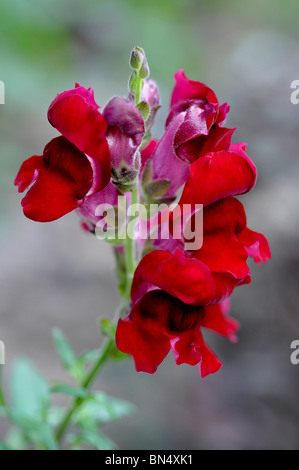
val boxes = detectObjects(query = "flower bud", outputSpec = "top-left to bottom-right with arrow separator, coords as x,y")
129,71 -> 138,94
139,56 -> 150,79
130,47 -> 144,70
137,101 -> 150,120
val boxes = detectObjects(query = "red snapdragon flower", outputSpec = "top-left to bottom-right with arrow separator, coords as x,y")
142,70 -> 237,199
116,196 -> 271,376
116,70 -> 271,376
116,249 -> 239,377
15,84 -> 111,222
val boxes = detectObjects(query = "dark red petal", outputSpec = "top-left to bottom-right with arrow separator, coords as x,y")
116,289 -> 222,377
237,227 -> 272,264
217,103 -> 230,127
201,302 -> 240,342
14,155 -> 46,193
131,248 -> 215,306
48,85 -> 110,190
202,197 -> 247,234
179,150 -> 257,208
196,230 -> 249,280
20,136 -> 93,222
170,69 -> 218,109
116,290 -> 173,373
176,126 -> 236,163
140,139 -> 158,174
171,328 -> 222,378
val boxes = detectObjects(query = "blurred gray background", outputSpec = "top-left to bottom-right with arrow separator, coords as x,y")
0,0 -> 299,449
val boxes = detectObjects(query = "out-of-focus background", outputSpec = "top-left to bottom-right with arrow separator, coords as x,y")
1,0 -> 299,450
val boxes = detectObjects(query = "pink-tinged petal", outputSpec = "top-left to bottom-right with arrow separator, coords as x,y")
151,113 -> 190,197
173,103 -> 218,163
18,136 -> 93,222
116,290 -> 173,373
179,150 -> 257,208
48,85 -> 110,190
141,79 -> 160,108
171,328 -> 222,378
76,180 -> 119,228
103,97 -> 144,180
170,69 -> 218,110
217,103 -> 230,127
237,227 -> 272,264
131,248 -> 215,306
201,303 -> 240,343
14,155 -> 47,193
176,126 -> 236,163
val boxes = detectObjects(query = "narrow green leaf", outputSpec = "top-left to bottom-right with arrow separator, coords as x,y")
74,392 -> 135,426
50,384 -> 89,398
52,329 -> 76,370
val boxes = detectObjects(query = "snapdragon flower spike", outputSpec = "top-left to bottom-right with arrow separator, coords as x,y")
116,249 -> 239,377
15,84 -> 111,222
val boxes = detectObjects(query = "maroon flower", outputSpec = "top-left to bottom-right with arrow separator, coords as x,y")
116,249 -> 239,377
142,70 -> 237,199
15,84 -> 111,222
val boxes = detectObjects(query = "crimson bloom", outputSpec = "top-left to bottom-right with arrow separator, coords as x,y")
116,249 -> 239,377
116,196 -> 271,376
142,70 -> 236,199
15,84 -> 111,222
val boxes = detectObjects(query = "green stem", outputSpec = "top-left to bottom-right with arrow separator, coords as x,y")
124,185 -> 138,301
55,337 -> 115,443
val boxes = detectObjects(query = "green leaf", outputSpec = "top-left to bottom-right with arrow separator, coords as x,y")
52,329 -> 76,370
50,384 -> 89,399
0,441 -> 11,450
74,430 -> 117,451
74,392 -> 135,426
10,358 -> 49,422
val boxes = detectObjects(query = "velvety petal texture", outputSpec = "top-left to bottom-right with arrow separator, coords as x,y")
116,289 -> 239,377
15,136 -> 93,222
48,84 -> 111,191
178,148 -> 257,208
